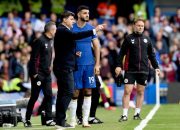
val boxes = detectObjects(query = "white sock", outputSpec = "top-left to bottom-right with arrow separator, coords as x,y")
123,108 -> 128,117
69,99 -> 77,122
134,108 -> 141,115
82,96 -> 91,124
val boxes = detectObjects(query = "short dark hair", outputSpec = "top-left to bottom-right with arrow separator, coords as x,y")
77,5 -> 89,13
44,21 -> 56,32
133,18 -> 145,25
60,10 -> 75,22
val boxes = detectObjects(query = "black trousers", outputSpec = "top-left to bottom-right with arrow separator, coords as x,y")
54,69 -> 74,126
25,75 -> 53,121
76,76 -> 100,118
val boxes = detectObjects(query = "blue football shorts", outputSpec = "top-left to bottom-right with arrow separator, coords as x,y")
73,65 -> 96,89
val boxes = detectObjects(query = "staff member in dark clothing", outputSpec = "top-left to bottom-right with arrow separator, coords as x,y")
115,18 -> 160,122
53,11 -> 105,129
24,21 -> 56,127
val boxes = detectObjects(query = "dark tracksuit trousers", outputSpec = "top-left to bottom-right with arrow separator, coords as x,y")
25,74 -> 53,121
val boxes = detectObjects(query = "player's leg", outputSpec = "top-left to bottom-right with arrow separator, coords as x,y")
133,73 -> 148,120
24,77 -> 42,127
69,68 -> 83,127
119,73 -> 135,122
83,88 -> 92,127
129,85 -> 137,109
41,76 -> 55,126
76,90 -> 83,125
82,65 -> 96,127
89,76 -> 103,124
69,90 -> 80,127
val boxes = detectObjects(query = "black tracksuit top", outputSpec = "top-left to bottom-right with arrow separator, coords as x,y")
53,24 -> 94,71
117,32 -> 159,73
29,33 -> 53,76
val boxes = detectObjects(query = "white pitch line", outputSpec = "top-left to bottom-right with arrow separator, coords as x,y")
134,104 -> 160,130
9,127 -> 55,130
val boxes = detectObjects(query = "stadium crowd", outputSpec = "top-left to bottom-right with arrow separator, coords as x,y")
0,6 -> 179,108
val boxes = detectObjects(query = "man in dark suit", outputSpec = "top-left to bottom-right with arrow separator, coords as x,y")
53,11 -> 105,129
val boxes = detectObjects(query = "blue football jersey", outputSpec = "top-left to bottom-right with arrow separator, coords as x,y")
72,23 -> 97,65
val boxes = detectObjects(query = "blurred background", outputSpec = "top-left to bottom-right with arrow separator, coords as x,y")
0,0 -> 179,115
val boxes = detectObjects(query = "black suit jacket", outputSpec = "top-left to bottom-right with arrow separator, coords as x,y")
53,24 -> 94,71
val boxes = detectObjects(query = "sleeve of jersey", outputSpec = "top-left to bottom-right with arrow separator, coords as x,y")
147,40 -> 159,69
31,39 -> 42,75
91,26 -> 98,40
116,38 -> 128,68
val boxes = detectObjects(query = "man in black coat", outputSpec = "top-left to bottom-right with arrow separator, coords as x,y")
53,11 -> 105,129
115,18 -> 160,122
24,21 -> 56,127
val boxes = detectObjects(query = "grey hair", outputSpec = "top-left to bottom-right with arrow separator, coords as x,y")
44,21 -> 56,32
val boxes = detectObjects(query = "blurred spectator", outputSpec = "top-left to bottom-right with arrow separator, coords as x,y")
8,49 -> 24,79
116,30 -> 125,49
97,0 -> 117,21
133,0 -> 147,19
153,6 -> 163,22
161,17 -> 173,47
21,11 -> 33,31
170,8 -> 180,28
151,16 -> 162,37
0,28 -> 4,40
20,56 -> 29,82
116,16 -> 127,33
3,41 -> 12,59
97,31 -> 106,46
107,41 -> 118,78
3,12 -> 20,30
144,20 -> 154,39
18,35 -> 28,49
49,13 -> 58,23
23,22 -> 35,44
172,46 -> 180,81
170,24 -> 180,46
127,13 -> 135,24
33,14 -> 46,32
104,31 -> 116,46
0,40 -> 4,53
0,53 -> 9,80
155,31 -> 168,54
100,56 -> 111,79
6,21 -> 22,39
161,54 -> 177,83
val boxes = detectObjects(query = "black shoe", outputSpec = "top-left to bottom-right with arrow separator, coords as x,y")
24,120 -> 32,127
133,113 -> 142,120
89,117 -> 104,124
118,115 -> 128,122
77,117 -> 82,125
56,123 -> 75,129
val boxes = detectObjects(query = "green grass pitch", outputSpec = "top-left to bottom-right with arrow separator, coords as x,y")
1,104 -> 179,130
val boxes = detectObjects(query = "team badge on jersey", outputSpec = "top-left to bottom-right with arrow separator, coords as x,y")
143,39 -> 148,43
124,78 -> 128,83
37,81 -> 41,86
131,39 -> 135,44
45,43 -> 48,48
